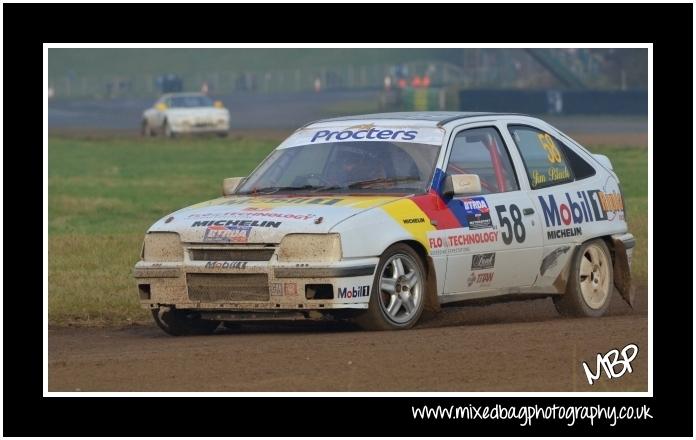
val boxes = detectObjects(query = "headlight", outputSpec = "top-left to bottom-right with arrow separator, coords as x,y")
143,232 -> 183,262
278,234 -> 342,262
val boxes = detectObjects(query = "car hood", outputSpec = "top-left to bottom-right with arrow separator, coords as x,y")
148,194 -> 405,244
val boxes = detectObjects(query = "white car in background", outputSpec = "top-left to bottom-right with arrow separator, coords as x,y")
142,92 -> 229,137
134,112 -> 635,335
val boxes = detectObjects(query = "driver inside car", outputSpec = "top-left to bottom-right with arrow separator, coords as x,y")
329,149 -> 387,188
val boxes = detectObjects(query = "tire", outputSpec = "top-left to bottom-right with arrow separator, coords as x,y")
355,243 -> 426,330
553,239 -> 614,317
151,307 -> 220,336
163,120 -> 176,138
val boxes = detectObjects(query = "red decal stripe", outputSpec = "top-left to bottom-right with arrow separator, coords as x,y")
410,190 -> 462,230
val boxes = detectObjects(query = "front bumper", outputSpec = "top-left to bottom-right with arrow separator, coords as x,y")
133,249 -> 378,311
170,120 -> 229,133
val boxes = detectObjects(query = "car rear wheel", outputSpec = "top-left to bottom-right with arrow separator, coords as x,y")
553,239 -> 614,317
355,243 -> 426,330
151,307 -> 220,336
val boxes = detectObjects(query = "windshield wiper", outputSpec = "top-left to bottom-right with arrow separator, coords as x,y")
347,176 -> 421,189
242,184 -> 342,195
311,185 -> 343,192
240,178 -> 420,195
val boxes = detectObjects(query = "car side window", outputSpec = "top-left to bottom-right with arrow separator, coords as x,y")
557,141 -> 596,180
446,127 -> 519,195
508,125 -> 574,189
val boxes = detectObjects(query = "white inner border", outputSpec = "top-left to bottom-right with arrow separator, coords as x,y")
43,42 -> 652,398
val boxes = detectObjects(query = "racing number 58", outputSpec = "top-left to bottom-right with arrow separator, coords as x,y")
537,133 -> 562,164
495,204 -> 526,245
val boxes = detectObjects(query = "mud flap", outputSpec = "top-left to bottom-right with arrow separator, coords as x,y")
612,238 -> 635,308
423,256 -> 441,314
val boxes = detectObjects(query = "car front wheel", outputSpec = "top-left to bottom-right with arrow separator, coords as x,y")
141,120 -> 153,137
553,239 -> 614,317
151,307 -> 220,336
355,243 -> 426,330
163,120 -> 176,138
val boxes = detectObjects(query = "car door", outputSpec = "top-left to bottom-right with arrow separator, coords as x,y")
504,123 -> 600,288
440,124 -> 543,296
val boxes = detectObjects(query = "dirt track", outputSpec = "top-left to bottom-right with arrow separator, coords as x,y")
49,288 -> 648,392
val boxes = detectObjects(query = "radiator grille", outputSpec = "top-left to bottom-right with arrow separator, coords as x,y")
190,248 -> 275,261
187,273 -> 269,302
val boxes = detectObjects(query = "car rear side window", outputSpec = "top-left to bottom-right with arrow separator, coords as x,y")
558,141 -> 596,180
508,125 -> 574,189
446,127 -> 519,195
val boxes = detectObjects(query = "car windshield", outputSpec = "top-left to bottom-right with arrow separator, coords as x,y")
169,95 -> 214,108
237,141 -> 441,195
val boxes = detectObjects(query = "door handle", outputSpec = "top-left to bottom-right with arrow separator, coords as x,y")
523,208 -> 535,216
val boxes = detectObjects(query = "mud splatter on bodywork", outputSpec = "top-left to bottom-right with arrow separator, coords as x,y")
540,245 -> 571,276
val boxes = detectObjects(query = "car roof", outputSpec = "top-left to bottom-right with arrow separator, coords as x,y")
303,111 -> 536,128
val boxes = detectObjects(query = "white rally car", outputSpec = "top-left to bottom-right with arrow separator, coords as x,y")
134,112 -> 634,335
141,92 -> 230,137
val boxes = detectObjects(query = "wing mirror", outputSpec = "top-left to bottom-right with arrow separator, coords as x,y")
214,100 -> 224,108
155,102 -> 168,111
222,177 -> 244,196
442,174 -> 482,198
